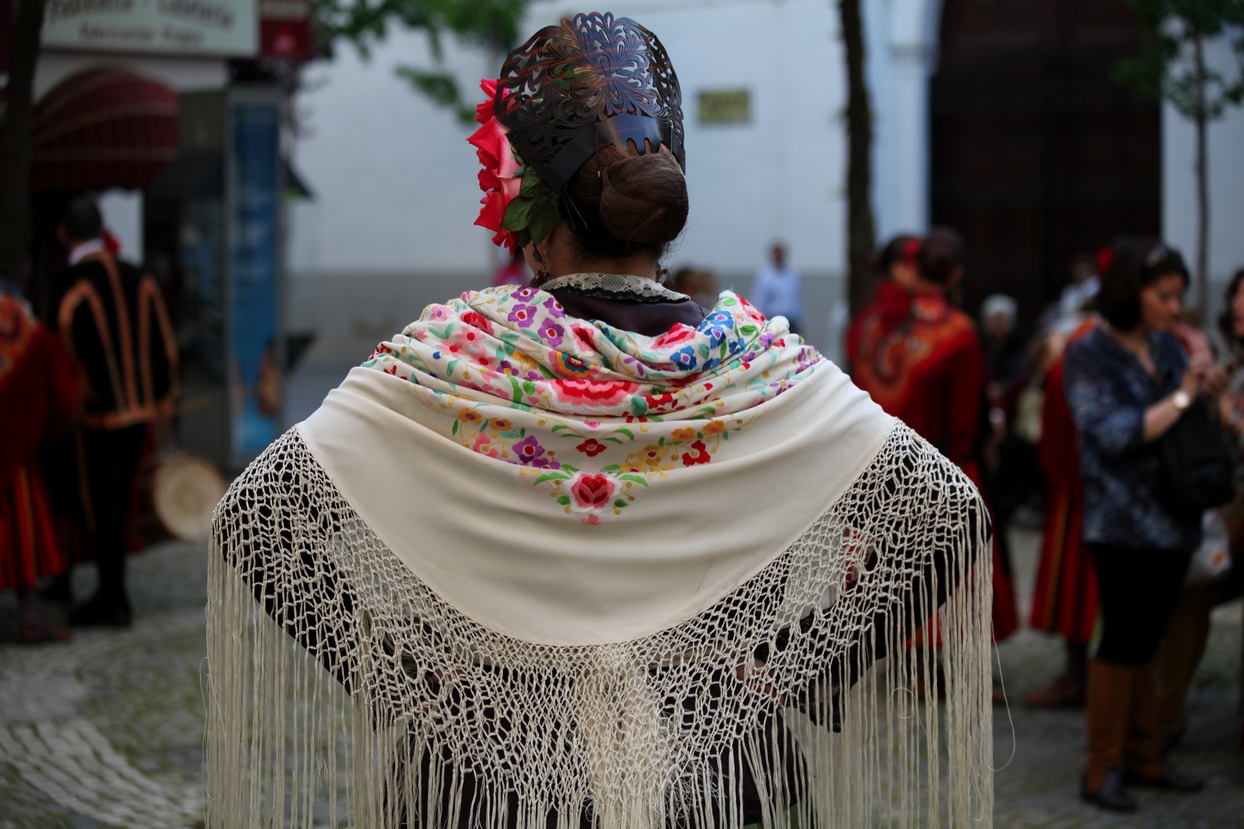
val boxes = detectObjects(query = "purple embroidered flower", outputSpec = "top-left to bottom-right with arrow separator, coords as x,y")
542,297 -> 566,318
759,333 -> 775,350
512,286 -> 538,301
671,346 -> 699,370
538,320 -> 565,347
498,360 -> 520,377
508,304 -> 537,326
513,435 -> 548,465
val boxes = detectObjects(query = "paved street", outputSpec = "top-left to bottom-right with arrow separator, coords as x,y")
1,526 -> 1240,827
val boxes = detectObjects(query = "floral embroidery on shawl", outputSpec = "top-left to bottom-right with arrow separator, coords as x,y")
362,285 -> 822,523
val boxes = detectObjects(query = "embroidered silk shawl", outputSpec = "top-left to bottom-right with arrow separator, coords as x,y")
207,284 -> 994,828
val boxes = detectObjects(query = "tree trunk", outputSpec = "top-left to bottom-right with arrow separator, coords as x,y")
839,0 -> 876,318
1192,29 -> 1209,320
0,0 -> 46,276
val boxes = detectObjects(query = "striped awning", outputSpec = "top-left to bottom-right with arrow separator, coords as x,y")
29,68 -> 178,192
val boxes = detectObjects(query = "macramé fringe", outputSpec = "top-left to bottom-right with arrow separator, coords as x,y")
205,424 -> 993,827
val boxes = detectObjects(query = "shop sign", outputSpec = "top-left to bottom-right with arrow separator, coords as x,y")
42,0 -> 259,57
698,89 -> 752,125
259,0 -> 312,60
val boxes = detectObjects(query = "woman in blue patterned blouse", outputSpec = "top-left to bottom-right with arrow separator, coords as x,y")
1063,239 -> 1209,812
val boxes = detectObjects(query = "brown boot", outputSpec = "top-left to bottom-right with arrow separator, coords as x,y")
1125,661 -> 1164,779
1155,581 -> 1215,742
1125,661 -> 1203,792
1083,660 -> 1134,799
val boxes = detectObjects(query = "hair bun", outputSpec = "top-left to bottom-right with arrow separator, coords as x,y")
598,152 -> 688,244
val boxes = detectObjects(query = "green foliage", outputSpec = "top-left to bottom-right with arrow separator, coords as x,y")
313,0 -> 530,118
1116,0 -> 1244,121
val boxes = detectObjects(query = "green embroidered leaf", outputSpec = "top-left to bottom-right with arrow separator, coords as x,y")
446,359 -> 459,374
534,472 -> 571,485
522,381 -> 536,395
557,495 -> 571,505
508,376 -> 524,404
740,324 -> 758,335
697,343 -> 710,358
613,499 -> 627,509
615,428 -> 635,440
451,420 -> 459,435
619,474 -> 650,486
603,436 -> 624,445
630,398 -> 649,416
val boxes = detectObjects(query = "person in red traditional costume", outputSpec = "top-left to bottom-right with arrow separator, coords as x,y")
53,195 -> 179,627
1025,318 -> 1098,707
848,229 -> 1019,653
0,271 -> 80,643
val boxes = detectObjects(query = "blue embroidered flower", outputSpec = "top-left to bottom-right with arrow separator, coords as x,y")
672,346 -> 699,370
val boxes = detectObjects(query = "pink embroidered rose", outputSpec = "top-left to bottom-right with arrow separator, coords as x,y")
653,324 -> 697,348
570,473 -> 615,511
551,379 -> 639,408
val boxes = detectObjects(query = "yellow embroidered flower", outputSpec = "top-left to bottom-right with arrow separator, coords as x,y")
671,427 -> 697,442
702,420 -> 727,436
639,445 -> 665,468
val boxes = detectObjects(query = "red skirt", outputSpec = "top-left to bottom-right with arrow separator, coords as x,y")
1028,486 -> 1098,644
0,461 -> 67,591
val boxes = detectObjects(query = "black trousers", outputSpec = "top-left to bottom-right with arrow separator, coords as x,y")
1089,543 -> 1191,665
81,425 -> 146,599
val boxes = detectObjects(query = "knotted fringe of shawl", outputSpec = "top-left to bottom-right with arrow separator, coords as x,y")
206,422 -> 993,828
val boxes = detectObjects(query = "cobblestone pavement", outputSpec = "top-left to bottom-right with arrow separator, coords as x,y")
0,528 -> 1240,827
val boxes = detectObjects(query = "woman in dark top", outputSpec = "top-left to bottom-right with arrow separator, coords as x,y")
1063,240 -> 1207,812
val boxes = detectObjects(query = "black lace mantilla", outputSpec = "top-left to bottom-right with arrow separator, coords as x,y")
495,12 -> 685,194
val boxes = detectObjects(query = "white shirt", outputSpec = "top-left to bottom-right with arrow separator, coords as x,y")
68,238 -> 107,265
751,264 -> 803,325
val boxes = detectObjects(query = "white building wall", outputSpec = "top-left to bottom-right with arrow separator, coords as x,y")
1161,36 -> 1244,322
286,0 -> 857,365
285,0 -> 1243,368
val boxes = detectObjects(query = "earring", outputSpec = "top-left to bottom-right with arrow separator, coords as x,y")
530,246 -> 551,286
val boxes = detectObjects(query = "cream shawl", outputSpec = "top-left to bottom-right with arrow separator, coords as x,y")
206,284 -> 993,828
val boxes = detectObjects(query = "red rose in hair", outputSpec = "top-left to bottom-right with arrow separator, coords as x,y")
468,79 -> 521,253
1096,246 -> 1114,277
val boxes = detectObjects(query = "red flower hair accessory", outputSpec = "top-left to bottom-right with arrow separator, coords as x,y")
469,79 -> 522,254
902,237 -> 922,264
468,79 -> 561,254
1096,245 -> 1114,276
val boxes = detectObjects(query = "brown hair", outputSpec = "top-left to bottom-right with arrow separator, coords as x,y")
918,227 -> 965,287
1096,239 -> 1188,331
559,143 -> 689,261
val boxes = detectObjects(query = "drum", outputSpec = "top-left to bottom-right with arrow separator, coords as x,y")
150,452 -> 227,543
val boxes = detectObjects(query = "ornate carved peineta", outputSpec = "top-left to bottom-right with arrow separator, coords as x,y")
495,12 -> 685,194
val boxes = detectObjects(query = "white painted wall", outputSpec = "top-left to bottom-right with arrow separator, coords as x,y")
284,0 -> 1244,367
1161,34 -> 1244,322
